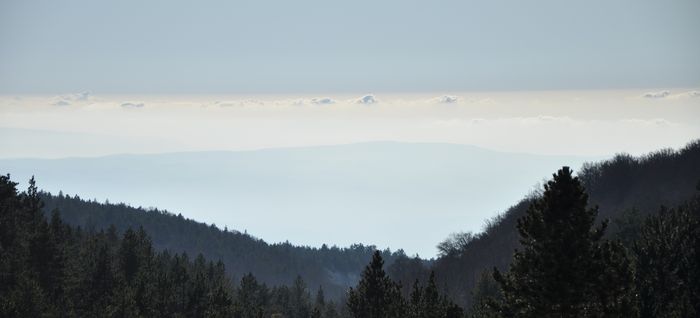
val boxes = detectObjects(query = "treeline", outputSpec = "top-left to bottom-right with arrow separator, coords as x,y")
468,167 -> 700,317
0,175 -> 329,317
432,140 -> 700,308
39,191 -> 412,300
1,175 -> 458,317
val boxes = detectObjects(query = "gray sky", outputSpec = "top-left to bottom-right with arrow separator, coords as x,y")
1,0 -> 699,93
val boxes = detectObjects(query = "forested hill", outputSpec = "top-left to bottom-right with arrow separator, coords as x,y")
432,139 -> 700,307
38,193 -> 412,300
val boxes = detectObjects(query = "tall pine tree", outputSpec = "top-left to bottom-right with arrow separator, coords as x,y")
347,251 -> 405,318
493,167 -> 636,317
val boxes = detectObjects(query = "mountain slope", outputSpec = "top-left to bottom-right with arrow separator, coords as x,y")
38,192 -> 408,300
432,139 -> 700,307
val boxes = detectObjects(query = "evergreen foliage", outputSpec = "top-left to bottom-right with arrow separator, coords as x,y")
634,195 -> 700,317
433,140 -> 700,308
492,167 -> 636,317
347,251 -> 406,318
0,175 -> 463,317
38,191 -> 406,300
0,175 -> 348,317
347,251 -> 461,318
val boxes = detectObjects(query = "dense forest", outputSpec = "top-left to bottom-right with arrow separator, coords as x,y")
0,175 -> 459,317
37,191 -> 415,300
2,140 -> 699,317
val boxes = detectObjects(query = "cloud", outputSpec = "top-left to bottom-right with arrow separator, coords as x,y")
355,94 -> 378,105
51,91 -> 92,106
214,99 -> 265,107
290,99 -> 305,106
310,97 -> 336,105
643,90 -> 670,99
432,95 -> 460,104
52,100 -> 71,107
663,90 -> 700,100
120,102 -> 145,109
71,92 -> 91,101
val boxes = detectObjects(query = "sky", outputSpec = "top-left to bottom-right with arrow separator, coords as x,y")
1,1 -> 699,255
1,0 -> 699,93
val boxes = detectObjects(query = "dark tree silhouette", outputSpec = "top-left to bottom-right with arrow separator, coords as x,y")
347,251 -> 406,318
493,167 -> 636,317
634,195 -> 700,317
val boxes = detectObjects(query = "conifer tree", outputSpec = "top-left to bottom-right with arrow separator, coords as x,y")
408,279 -> 423,317
313,285 -> 326,318
469,271 -> 502,318
493,167 -> 636,317
347,251 -> 405,318
290,275 -> 311,318
420,272 -> 442,318
635,196 -> 700,317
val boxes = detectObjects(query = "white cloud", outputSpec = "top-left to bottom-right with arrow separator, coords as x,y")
432,95 -> 460,104
52,100 -> 71,107
71,92 -> 91,101
660,90 -> 700,100
310,97 -> 336,105
290,99 -> 305,106
355,94 -> 378,105
214,99 -> 265,107
121,102 -> 145,109
643,90 -> 670,99
51,91 -> 92,106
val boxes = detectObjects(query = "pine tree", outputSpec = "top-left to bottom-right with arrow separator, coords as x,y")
313,285 -> 326,318
408,279 -> 423,317
634,196 -> 700,317
493,167 -> 636,317
420,272 -> 442,318
469,271 -> 502,318
235,273 -> 266,318
290,275 -> 311,318
347,250 -> 405,318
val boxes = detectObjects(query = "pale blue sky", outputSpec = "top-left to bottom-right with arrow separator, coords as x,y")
1,0 -> 699,93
